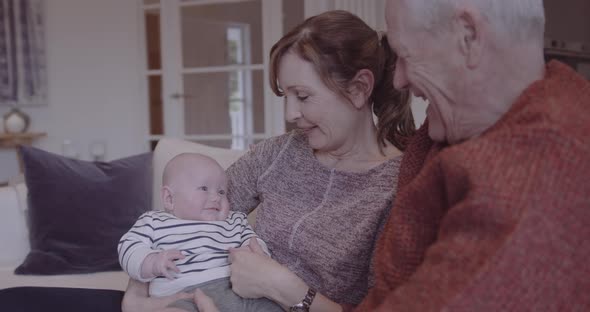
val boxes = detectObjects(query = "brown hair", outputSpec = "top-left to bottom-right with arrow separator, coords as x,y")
269,10 -> 415,151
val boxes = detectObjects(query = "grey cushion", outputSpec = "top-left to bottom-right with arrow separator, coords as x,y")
15,146 -> 152,275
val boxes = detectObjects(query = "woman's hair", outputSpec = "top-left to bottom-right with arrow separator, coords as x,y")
269,10 -> 415,151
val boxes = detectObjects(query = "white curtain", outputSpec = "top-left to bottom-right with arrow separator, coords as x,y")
0,0 -> 47,106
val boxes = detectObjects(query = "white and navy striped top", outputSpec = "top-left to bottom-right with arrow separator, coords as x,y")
118,210 -> 268,297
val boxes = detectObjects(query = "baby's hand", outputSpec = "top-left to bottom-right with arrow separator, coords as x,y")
141,250 -> 185,280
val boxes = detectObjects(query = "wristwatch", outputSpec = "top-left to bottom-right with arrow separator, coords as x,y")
289,288 -> 317,312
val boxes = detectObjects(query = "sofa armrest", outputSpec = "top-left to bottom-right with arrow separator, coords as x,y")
0,184 -> 29,266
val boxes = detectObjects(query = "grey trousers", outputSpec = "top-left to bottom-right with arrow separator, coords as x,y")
168,277 -> 283,312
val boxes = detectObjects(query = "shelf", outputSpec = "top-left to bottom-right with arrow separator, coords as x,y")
0,132 -> 47,148
544,48 -> 590,60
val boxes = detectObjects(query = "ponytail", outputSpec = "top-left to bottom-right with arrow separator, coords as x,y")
372,35 -> 415,151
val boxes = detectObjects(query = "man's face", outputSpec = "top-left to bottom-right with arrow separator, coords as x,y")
385,0 -> 465,143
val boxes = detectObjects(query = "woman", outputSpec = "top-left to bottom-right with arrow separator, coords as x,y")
123,10 -> 414,312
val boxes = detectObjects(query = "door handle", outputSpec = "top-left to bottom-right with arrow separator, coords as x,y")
170,93 -> 193,100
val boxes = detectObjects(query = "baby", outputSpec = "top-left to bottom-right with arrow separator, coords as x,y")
118,153 -> 281,312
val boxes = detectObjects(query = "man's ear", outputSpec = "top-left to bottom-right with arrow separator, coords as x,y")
161,186 -> 174,212
348,69 -> 375,109
455,8 -> 483,69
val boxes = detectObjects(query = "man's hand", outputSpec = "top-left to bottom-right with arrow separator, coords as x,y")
193,289 -> 221,312
141,250 -> 185,280
122,279 -> 194,312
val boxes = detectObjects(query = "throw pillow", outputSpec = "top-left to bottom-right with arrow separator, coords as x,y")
15,146 -> 152,275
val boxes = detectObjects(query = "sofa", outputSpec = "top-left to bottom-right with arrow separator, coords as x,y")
0,138 -> 247,292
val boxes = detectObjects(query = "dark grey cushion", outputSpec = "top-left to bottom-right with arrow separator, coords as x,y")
15,146 -> 152,275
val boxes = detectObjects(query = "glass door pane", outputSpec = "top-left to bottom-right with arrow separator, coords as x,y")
180,1 -> 263,67
283,0 -> 304,34
182,70 -> 264,149
148,75 -> 163,135
144,7 -> 163,135
145,8 -> 161,70
178,0 -> 265,148
282,0 -> 304,133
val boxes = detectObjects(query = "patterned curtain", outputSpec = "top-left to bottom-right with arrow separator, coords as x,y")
0,0 -> 47,106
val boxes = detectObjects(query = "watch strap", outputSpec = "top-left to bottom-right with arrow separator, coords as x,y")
289,288 -> 317,312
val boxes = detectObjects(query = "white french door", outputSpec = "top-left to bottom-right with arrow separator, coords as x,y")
138,0 -> 404,150
140,0 -> 285,149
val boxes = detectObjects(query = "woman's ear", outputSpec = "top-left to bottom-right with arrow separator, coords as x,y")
161,186 -> 174,212
348,69 -> 375,109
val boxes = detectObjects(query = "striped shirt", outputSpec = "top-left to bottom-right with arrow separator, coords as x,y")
118,210 -> 268,297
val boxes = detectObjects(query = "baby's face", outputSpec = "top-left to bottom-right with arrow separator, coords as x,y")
168,162 -> 230,221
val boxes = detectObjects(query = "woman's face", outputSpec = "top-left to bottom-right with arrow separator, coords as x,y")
278,52 -> 360,152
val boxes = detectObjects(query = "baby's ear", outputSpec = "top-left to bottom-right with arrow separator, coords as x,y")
161,186 -> 174,212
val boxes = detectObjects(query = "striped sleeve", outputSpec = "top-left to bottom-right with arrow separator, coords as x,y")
238,212 -> 271,257
118,212 -> 160,282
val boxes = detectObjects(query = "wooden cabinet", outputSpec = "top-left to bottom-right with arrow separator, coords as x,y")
0,132 -> 46,148
0,133 -> 47,181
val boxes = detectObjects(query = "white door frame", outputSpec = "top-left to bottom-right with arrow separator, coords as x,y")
139,0 -> 284,146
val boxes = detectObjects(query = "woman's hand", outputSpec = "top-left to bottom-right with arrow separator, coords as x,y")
121,278 -> 193,312
228,239 -> 286,299
229,240 -> 343,311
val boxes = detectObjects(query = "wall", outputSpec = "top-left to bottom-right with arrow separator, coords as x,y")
545,0 -> 590,44
0,0 -> 147,181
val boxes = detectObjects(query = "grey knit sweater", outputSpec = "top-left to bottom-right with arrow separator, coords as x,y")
226,130 -> 401,305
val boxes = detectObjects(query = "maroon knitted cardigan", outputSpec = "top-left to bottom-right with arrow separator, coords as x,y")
348,61 -> 590,311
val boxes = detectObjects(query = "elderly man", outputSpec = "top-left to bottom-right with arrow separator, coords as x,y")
352,0 -> 590,311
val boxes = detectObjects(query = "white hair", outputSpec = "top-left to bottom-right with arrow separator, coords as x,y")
406,0 -> 545,45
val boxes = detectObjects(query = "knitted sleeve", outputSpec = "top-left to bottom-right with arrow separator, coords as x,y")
361,133 -> 590,311
226,133 -> 293,214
